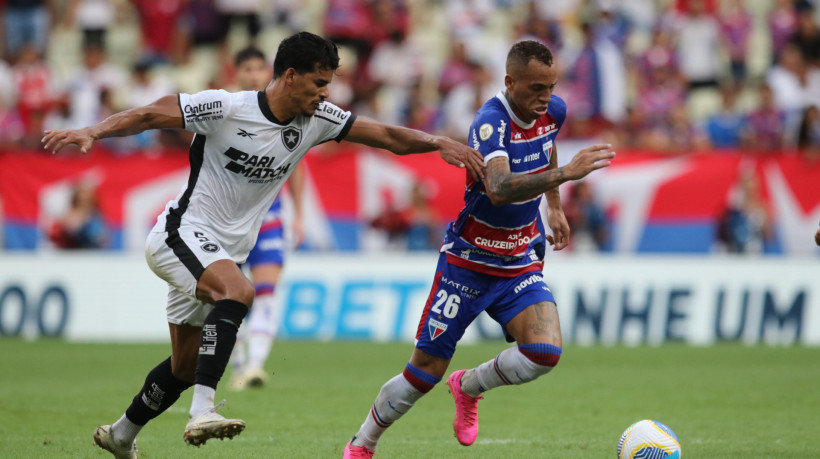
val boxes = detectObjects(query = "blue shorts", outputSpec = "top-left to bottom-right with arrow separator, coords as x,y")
415,252 -> 556,359
245,225 -> 284,268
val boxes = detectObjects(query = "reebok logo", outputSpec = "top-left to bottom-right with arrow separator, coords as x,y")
199,324 -> 217,355
237,128 -> 257,139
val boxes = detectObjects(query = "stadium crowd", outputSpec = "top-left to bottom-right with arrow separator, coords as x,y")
0,0 -> 819,154
1,0 -> 818,254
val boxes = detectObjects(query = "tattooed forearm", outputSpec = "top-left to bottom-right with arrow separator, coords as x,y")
485,159 -> 567,205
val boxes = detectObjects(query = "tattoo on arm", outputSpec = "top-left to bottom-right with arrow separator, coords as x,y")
486,158 -> 567,204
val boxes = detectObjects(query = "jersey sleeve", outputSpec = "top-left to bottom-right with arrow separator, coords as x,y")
313,101 -> 356,143
548,95 -> 568,133
178,89 -> 232,135
469,108 -> 510,165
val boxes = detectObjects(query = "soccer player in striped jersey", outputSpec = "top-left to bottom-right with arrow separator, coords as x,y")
227,46 -> 306,391
344,41 -> 615,458
43,31 -> 484,459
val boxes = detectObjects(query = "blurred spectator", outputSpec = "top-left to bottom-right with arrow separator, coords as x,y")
64,0 -> 116,49
2,0 -> 51,59
766,43 -> 820,143
704,85 -> 745,149
718,0 -> 753,84
437,41 -> 473,99
64,42 -> 127,129
0,59 -> 14,109
676,0 -> 721,89
790,3 -> 820,67
0,96 -> 25,147
716,171 -> 772,254
132,0 -> 186,65
402,83 -> 439,133
12,44 -> 52,147
637,27 -> 680,86
323,0 -> 374,69
42,94 -> 73,133
743,84 -> 786,151
645,106 -> 708,153
564,180 -> 609,252
368,29 -> 425,125
186,0 -> 224,49
48,182 -> 109,249
369,188 -> 410,250
215,0 -> 261,46
441,60 -> 494,142
797,105 -> 820,151
368,0 -> 409,46
405,181 -> 439,251
769,0 -> 799,63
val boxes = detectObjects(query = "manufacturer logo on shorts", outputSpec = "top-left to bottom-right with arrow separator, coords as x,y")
282,127 -> 301,151
428,318 -> 448,340
201,242 -> 219,253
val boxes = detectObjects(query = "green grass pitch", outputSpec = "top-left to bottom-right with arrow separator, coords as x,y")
1,338 -> 818,458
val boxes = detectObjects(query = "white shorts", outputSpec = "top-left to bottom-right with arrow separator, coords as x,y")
145,225 -> 231,326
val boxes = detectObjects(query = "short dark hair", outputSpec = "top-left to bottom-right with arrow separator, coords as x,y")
273,31 -> 340,78
506,40 -> 553,74
235,46 -> 266,67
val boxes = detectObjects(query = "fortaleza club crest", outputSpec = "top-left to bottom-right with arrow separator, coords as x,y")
281,127 -> 301,151
428,319 -> 448,340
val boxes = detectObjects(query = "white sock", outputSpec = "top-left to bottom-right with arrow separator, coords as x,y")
352,373 -> 423,450
230,333 -> 248,374
247,292 -> 278,370
461,345 -> 557,397
111,414 -> 142,446
189,384 -> 215,418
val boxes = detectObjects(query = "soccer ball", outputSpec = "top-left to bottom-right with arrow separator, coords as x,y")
617,419 -> 681,458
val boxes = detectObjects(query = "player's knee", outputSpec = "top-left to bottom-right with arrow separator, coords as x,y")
402,363 -> 442,394
517,342 -> 562,381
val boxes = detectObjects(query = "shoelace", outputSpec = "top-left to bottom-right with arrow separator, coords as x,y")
349,445 -> 374,458
457,393 -> 483,425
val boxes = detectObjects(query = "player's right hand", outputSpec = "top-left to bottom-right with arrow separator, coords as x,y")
42,129 -> 95,155
564,144 -> 615,180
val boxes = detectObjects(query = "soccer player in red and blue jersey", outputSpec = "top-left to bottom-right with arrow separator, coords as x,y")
344,40 -> 615,457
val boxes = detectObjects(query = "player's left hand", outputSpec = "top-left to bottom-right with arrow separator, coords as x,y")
437,137 -> 485,182
546,208 -> 570,251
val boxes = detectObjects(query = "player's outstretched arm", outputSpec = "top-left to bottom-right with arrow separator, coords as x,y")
484,143 -> 614,206
42,95 -> 183,154
344,116 -> 485,181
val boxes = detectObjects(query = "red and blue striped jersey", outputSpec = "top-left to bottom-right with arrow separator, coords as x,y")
442,91 -> 567,277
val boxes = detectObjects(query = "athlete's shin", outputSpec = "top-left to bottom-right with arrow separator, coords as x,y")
460,343 -> 561,397
352,364 -> 441,450
195,299 -> 248,389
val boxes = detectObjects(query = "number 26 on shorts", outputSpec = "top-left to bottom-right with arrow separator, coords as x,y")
431,290 -> 460,319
